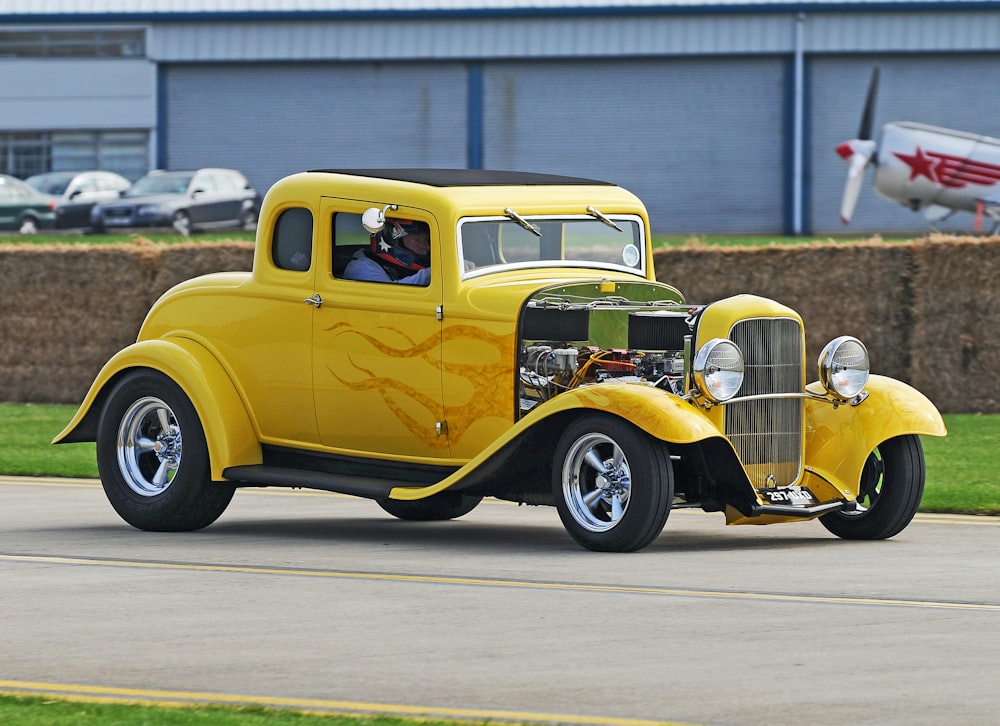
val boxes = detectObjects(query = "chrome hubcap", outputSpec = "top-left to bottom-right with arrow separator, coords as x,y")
116,396 -> 182,496
562,433 -> 631,532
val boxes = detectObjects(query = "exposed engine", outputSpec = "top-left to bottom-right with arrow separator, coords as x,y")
519,305 -> 695,414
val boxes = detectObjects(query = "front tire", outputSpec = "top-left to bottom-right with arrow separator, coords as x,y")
19,216 -> 39,234
97,370 -> 235,531
553,414 -> 673,552
820,434 -> 925,540
377,492 -> 482,521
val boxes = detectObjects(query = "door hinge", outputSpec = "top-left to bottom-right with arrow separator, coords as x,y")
435,420 -> 449,437
436,305 -> 444,321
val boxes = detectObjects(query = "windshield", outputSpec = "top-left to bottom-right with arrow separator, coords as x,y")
127,174 -> 193,196
26,174 -> 73,195
458,215 -> 646,277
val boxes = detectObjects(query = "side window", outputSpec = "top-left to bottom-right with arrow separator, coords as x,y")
333,212 -> 431,286
332,212 -> 370,278
272,207 -> 313,272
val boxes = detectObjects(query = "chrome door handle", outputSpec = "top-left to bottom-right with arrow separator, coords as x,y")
303,293 -> 323,308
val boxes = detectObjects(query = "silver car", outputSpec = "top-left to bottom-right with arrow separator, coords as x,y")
26,170 -> 132,230
90,168 -> 260,235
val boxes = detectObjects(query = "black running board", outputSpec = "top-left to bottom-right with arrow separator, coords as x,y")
748,501 -> 852,518
222,464 -> 418,499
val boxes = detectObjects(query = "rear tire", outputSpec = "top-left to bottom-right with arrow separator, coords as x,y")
97,370 -> 235,531
172,211 -> 192,236
553,414 -> 672,552
820,434 -> 925,540
240,207 -> 258,231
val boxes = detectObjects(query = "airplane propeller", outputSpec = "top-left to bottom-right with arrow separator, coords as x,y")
836,65 -> 880,224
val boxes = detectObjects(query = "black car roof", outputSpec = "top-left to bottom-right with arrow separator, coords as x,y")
309,168 -> 615,187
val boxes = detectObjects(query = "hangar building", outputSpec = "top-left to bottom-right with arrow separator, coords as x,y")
2,0 -> 999,234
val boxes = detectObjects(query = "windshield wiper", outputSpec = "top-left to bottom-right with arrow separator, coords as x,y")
586,205 -> 623,232
504,207 -> 541,237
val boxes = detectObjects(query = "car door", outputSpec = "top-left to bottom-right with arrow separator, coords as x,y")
226,205 -> 321,446
61,176 -> 99,228
210,170 -> 246,225
310,198 -> 450,460
0,181 -> 16,228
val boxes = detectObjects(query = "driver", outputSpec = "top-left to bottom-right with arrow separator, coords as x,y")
343,218 -> 431,286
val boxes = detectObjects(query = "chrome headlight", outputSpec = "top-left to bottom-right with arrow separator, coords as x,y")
693,338 -> 744,403
818,336 -> 869,398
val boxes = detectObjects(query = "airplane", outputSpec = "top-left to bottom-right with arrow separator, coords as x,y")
836,65 -> 1000,234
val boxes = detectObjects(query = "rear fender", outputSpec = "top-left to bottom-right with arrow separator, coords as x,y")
52,337 -> 261,480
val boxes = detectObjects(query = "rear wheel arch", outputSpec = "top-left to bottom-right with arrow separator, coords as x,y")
97,369 -> 235,531
55,340 -> 261,478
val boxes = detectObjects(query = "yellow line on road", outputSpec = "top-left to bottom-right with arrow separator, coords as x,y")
0,678 -> 686,726
1,552 -> 997,612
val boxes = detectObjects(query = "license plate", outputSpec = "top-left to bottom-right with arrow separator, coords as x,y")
759,487 -> 817,506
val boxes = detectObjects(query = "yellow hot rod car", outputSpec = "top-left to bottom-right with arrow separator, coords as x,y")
55,169 -> 946,551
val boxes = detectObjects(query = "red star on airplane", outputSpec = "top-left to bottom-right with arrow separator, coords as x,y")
893,146 -> 1000,189
894,147 -> 937,182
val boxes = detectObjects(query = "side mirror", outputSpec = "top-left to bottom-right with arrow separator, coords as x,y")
362,204 -> 398,234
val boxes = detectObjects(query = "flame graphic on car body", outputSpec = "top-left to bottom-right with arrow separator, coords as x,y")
323,321 -> 515,451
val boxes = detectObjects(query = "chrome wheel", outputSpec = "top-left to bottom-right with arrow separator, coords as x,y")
116,396 -> 182,497
19,216 -> 39,234
173,211 -> 191,236
98,371 -> 234,531
553,415 -> 672,552
562,433 -> 633,532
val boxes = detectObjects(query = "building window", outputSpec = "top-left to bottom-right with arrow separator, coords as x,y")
0,29 -> 145,58
0,130 -> 150,180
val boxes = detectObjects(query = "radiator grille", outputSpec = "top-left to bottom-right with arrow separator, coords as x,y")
725,318 -> 804,488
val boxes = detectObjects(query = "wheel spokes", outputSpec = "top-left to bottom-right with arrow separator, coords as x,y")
583,449 -> 607,474
152,460 -> 171,488
156,407 -> 171,432
135,436 -> 157,453
609,492 -> 624,522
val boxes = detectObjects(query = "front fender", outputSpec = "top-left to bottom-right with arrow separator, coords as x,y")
389,382 -> 732,500
803,374 -> 946,499
53,337 -> 261,480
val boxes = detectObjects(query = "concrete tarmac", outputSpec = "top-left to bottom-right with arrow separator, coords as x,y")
1,475 -> 998,726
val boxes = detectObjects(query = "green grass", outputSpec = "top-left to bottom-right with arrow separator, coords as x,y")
0,694 -> 460,726
921,413 -> 999,514
1,403 -> 996,515
0,230 -> 255,246
0,403 -> 99,478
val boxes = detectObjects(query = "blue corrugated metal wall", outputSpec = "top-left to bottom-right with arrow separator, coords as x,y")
164,62 -> 468,194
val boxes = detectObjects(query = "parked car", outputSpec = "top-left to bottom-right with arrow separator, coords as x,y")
0,173 -> 57,234
25,170 -> 132,229
55,169 -> 946,551
90,168 -> 260,235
